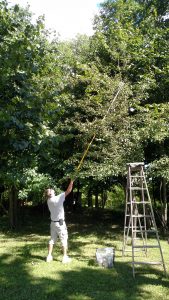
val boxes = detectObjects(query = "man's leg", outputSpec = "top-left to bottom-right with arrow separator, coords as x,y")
46,243 -> 53,262
46,223 -> 56,262
48,243 -> 53,256
60,223 -> 71,263
62,243 -> 71,263
62,244 -> 68,257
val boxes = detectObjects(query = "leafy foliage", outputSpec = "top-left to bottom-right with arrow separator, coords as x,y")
0,0 -> 169,221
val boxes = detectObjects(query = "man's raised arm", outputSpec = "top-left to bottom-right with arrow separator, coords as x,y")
65,180 -> 74,197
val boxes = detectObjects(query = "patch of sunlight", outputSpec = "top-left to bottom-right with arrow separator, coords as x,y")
111,224 -> 120,228
113,290 -> 126,298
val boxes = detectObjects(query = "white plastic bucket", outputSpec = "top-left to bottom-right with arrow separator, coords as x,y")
96,247 -> 114,268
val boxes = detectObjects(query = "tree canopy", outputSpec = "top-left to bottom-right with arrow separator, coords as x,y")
0,0 -> 169,227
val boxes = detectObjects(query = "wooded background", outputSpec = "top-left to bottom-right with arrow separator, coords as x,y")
0,0 -> 169,229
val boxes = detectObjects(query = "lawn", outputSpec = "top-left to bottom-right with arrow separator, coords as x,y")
0,208 -> 169,300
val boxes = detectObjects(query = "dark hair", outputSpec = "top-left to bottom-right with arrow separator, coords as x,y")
43,188 -> 52,200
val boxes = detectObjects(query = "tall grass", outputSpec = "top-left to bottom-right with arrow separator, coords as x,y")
0,208 -> 169,300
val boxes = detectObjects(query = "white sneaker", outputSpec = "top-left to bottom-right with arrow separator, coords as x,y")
46,255 -> 53,262
62,255 -> 71,264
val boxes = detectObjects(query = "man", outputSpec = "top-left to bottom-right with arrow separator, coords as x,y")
45,179 -> 74,263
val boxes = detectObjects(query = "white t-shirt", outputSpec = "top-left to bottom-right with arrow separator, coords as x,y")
47,192 -> 65,221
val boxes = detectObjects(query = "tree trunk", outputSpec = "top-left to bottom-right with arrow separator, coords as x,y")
0,185 -> 8,215
95,192 -> 99,209
87,188 -> 93,208
9,186 -> 18,229
101,190 -> 107,209
76,179 -> 82,208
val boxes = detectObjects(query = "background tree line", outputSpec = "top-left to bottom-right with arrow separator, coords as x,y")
0,0 -> 169,229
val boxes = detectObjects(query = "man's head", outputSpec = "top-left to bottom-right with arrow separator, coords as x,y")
45,188 -> 55,199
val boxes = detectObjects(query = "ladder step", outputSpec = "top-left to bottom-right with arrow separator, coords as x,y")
133,245 -> 160,249
125,224 -> 145,230
132,261 -> 163,265
132,229 -> 156,233
125,226 -> 147,229
127,201 -> 151,204
129,187 -> 147,190
132,214 -> 152,217
130,176 -> 145,178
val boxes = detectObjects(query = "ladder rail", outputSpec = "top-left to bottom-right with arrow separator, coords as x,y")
141,166 -> 148,248
122,162 -> 167,277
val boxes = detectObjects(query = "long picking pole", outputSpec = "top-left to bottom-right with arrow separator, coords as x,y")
76,133 -> 96,172
73,82 -> 125,180
102,81 -> 125,122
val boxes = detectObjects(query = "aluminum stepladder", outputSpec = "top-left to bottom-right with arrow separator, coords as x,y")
122,162 -> 167,277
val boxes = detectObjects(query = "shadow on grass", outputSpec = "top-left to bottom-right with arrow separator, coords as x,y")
0,251 -> 169,300
0,209 -> 169,300
0,208 -> 123,250
59,264 -> 169,300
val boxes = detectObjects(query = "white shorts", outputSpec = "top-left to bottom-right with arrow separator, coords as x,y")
49,221 -> 68,247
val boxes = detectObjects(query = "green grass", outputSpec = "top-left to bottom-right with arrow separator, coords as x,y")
0,209 -> 169,300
